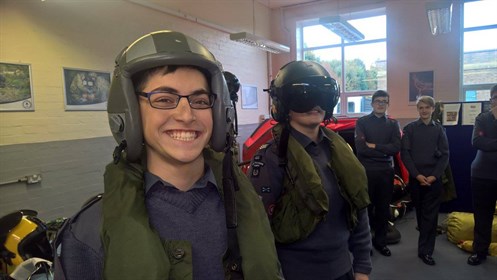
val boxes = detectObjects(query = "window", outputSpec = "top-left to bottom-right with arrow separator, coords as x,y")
462,0 -> 497,101
297,11 -> 386,116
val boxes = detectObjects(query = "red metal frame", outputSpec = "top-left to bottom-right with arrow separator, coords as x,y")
241,117 -> 409,185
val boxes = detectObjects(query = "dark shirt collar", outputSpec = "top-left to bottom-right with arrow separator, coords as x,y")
289,125 -> 328,147
414,118 -> 436,126
368,112 -> 387,120
144,164 -> 217,194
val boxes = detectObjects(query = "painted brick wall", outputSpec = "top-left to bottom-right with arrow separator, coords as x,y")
0,137 -> 115,221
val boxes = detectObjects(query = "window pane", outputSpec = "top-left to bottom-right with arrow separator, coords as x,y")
464,29 -> 497,52
465,89 -> 490,101
304,48 -> 342,85
344,42 -> 386,91
303,25 -> 341,48
463,31 -> 497,85
348,15 -> 386,41
298,9 -> 386,116
346,95 -> 372,114
464,0 -> 497,28
334,98 -> 341,115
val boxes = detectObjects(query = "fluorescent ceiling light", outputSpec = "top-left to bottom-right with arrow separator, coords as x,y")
426,1 -> 453,36
319,16 -> 365,42
230,32 -> 290,54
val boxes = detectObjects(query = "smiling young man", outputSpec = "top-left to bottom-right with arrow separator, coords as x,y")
53,30 -> 282,280
401,95 -> 449,266
249,61 -> 372,280
355,90 -> 401,257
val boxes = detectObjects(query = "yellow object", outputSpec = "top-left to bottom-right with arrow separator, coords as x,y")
4,216 -> 39,274
457,240 -> 497,256
446,211 -> 497,256
446,212 -> 497,244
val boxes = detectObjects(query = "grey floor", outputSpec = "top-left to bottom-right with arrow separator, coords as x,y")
370,211 -> 497,280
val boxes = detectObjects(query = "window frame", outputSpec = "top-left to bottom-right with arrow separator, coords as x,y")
461,0 -> 497,101
296,9 -> 386,117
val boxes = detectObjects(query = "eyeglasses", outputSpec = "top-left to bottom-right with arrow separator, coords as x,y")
490,96 -> 497,102
373,100 -> 389,105
136,91 -> 216,110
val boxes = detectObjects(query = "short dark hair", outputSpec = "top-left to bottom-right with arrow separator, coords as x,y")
491,84 -> 497,95
132,65 -> 210,92
372,90 -> 389,102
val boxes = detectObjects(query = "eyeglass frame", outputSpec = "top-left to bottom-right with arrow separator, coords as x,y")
490,95 -> 497,102
372,99 -> 389,105
136,90 -> 217,110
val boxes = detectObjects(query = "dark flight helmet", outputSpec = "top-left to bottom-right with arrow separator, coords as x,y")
267,60 -> 339,123
223,71 -> 241,103
107,31 -> 234,162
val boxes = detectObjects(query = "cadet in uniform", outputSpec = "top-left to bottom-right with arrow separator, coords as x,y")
53,30 -> 282,280
355,90 -> 401,257
401,95 -> 449,266
249,61 -> 372,280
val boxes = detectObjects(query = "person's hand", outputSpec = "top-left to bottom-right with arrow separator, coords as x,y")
426,176 -> 437,184
416,174 -> 430,186
355,272 -> 369,280
366,142 -> 376,149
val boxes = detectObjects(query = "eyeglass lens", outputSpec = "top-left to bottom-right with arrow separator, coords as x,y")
373,100 -> 388,105
147,91 -> 215,109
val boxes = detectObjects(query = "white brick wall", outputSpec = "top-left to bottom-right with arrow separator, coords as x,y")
0,0 -> 272,146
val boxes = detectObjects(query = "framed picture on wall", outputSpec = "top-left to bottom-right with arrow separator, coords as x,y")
409,71 -> 434,104
63,67 -> 111,111
241,84 -> 258,109
0,62 -> 35,111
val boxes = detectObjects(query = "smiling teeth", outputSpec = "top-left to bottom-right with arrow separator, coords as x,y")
168,131 -> 197,141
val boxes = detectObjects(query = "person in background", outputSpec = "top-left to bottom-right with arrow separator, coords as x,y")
401,95 -> 449,266
53,30 -> 282,280
355,90 -> 401,257
249,60 -> 372,280
467,84 -> 497,266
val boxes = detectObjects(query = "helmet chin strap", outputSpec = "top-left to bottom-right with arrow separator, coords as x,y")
222,130 -> 243,278
112,140 -> 127,164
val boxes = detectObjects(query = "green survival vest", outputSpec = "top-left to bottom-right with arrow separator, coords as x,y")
101,148 -> 282,280
270,124 -> 370,244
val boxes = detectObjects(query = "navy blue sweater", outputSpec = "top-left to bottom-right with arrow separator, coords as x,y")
401,119 -> 449,178
355,113 -> 401,170
250,127 -> 372,280
471,111 -> 497,180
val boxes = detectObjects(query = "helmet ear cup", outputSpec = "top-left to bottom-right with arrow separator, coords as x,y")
270,97 -> 288,123
267,83 -> 287,123
324,83 -> 340,120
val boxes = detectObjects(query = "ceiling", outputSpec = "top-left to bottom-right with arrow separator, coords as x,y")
261,0 -> 323,9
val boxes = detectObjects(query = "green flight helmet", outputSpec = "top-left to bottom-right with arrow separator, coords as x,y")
108,30 -> 233,162
268,60 -> 339,123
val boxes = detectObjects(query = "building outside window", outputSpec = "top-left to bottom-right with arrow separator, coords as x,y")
462,0 -> 497,101
297,10 -> 386,116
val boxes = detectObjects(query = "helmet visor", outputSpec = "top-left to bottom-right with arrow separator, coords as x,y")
284,79 -> 337,113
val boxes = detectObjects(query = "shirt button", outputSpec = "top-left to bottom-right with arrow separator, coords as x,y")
173,248 -> 185,259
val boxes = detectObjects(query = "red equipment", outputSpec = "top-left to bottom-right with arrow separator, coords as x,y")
241,117 -> 409,185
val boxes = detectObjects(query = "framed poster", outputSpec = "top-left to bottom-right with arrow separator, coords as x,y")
63,67 -> 111,111
241,85 -> 258,109
409,71 -> 434,104
0,62 -> 34,111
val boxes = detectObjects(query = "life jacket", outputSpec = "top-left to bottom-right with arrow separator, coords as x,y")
270,124 -> 370,244
101,148 -> 282,280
